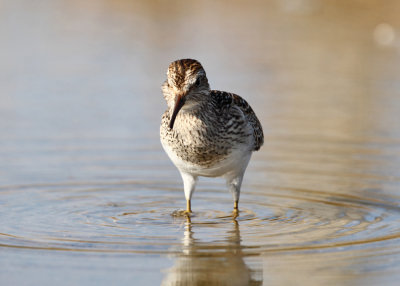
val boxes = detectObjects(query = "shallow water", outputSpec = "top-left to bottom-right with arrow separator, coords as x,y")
1,1 -> 400,285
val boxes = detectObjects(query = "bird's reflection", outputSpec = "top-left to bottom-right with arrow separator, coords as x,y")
162,217 -> 262,286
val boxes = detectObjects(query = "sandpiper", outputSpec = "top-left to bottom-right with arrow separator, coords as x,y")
160,59 -> 264,214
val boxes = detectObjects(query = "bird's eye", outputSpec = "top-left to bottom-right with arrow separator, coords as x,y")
195,77 -> 202,87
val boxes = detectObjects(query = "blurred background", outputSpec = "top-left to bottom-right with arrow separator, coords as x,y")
1,0 -> 400,285
1,0 -> 400,183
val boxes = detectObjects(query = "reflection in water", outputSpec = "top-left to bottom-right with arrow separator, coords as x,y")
162,218 -> 262,286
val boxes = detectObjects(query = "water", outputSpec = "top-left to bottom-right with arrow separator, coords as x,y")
1,1 -> 400,285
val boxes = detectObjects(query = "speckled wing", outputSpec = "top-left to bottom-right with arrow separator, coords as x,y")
211,90 -> 264,151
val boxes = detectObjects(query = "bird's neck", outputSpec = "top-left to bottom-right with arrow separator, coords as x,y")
181,100 -> 208,114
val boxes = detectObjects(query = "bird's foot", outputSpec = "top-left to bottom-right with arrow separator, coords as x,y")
171,209 -> 192,217
171,200 -> 192,217
186,200 -> 192,214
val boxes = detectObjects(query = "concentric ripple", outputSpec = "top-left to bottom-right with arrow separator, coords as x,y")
1,180 -> 400,255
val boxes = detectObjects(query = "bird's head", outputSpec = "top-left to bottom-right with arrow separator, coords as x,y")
162,59 -> 210,129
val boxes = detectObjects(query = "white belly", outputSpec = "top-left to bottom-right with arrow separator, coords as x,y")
161,140 -> 252,178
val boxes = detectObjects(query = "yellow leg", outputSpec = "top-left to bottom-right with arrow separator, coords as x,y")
186,199 -> 192,213
233,200 -> 239,218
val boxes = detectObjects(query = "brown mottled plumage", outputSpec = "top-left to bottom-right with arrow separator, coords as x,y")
160,59 -> 264,214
